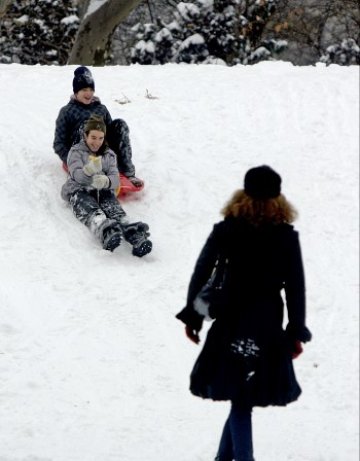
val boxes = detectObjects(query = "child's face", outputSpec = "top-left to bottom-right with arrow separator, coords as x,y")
85,129 -> 104,153
76,87 -> 94,105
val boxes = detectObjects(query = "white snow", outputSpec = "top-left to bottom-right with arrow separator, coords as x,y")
155,28 -> 173,43
14,14 -> 29,25
85,0 -> 108,19
177,2 -> 201,20
134,39 -> 155,54
180,33 -> 206,48
60,15 -> 80,26
0,62 -> 358,461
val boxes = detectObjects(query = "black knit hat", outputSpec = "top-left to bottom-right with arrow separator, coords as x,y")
73,66 -> 95,93
244,165 -> 282,199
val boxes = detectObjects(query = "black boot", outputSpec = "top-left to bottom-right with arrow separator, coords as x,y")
101,221 -> 123,252
123,222 -> 152,257
87,210 -> 122,251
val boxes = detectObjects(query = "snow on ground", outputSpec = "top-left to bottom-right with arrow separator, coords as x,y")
0,62 -> 358,461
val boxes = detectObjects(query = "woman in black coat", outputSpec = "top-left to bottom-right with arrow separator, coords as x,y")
176,165 -> 311,461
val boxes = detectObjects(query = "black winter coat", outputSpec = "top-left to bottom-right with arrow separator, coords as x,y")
53,97 -> 112,162
176,216 -> 312,407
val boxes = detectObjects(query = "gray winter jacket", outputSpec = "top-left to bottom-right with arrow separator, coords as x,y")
61,139 -> 120,201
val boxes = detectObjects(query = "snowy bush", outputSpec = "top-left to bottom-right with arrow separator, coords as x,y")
130,0 -> 285,66
0,0 -> 79,65
320,38 -> 360,66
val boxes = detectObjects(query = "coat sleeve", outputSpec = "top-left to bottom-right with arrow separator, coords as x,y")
67,146 -> 93,187
103,149 -> 120,191
103,106 -> 113,126
284,231 -> 312,343
53,106 -> 72,162
176,224 -> 221,331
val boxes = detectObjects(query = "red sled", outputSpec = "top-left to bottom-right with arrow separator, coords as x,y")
62,162 -> 144,198
116,174 -> 144,197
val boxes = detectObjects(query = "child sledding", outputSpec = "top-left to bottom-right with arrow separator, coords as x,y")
61,114 -> 152,255
54,66 -> 144,194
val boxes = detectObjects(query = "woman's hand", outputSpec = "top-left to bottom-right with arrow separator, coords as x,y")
292,340 -> 303,359
185,325 -> 200,344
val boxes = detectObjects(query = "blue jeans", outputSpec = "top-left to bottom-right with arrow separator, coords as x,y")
216,403 -> 255,461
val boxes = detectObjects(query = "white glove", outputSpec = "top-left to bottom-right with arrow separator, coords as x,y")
91,174 -> 110,190
83,156 -> 102,176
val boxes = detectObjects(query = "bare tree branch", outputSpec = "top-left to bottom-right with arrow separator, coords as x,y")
264,0 -> 359,64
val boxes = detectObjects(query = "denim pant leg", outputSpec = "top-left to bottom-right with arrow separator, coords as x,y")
217,417 -> 233,461
229,403 -> 254,461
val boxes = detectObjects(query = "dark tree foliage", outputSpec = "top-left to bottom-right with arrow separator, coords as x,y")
321,38 -> 360,65
0,0 -> 79,65
130,0 -> 285,65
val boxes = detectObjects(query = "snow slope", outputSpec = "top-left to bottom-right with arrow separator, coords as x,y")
0,62 -> 358,461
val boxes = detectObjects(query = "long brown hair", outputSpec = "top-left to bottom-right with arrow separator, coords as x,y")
84,114 -> 108,156
221,189 -> 298,226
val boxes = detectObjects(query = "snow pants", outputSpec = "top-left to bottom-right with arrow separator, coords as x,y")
107,119 -> 136,177
216,403 -> 255,461
69,188 -> 151,254
70,189 -> 126,244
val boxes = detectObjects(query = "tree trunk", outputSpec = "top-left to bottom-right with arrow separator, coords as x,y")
68,0 -> 143,65
75,0 -> 91,20
0,0 -> 11,16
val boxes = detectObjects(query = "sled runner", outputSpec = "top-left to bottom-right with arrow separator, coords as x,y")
62,162 -> 144,198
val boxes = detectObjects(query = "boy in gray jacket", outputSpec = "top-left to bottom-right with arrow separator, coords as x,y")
61,114 -> 152,255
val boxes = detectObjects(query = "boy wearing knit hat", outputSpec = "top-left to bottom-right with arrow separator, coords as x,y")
53,66 -> 144,188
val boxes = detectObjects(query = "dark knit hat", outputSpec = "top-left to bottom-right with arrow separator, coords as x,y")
73,66 -> 95,93
84,115 -> 106,134
244,165 -> 281,199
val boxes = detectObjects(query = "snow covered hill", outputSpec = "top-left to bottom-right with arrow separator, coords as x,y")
0,62 -> 358,461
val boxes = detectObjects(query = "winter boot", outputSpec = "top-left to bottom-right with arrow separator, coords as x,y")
87,210 -> 123,251
123,221 -> 152,257
101,221 -> 123,252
